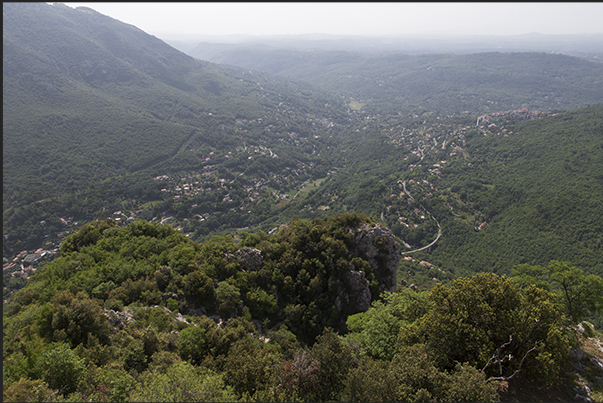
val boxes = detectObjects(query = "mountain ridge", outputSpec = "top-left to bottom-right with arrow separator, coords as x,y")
182,43 -> 603,115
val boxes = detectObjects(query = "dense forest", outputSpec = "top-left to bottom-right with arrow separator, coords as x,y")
4,3 -> 603,401
4,216 -> 603,402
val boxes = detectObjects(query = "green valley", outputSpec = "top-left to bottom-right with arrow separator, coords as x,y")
3,3 -> 603,402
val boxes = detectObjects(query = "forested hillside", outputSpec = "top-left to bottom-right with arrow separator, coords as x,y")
3,2 -> 349,257
4,3 -> 603,401
186,43 -> 603,115
4,216 -> 603,402
429,105 -> 603,275
4,3 -> 603,272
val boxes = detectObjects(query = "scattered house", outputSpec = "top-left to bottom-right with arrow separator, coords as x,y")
3,262 -> 17,273
23,253 -> 43,265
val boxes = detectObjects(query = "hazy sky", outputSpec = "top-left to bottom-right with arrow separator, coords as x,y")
62,2 -> 603,39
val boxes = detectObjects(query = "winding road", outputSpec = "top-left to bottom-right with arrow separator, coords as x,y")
401,218 -> 441,255
400,181 -> 442,255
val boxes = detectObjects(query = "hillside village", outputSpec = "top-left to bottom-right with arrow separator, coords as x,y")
2,109 -> 546,302
2,109 -> 541,277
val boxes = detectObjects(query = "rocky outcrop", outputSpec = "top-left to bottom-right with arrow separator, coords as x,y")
236,247 -> 263,270
162,292 -> 179,302
225,247 -> 264,270
568,341 -> 603,403
335,223 -> 401,313
104,307 -> 134,330
351,222 -> 401,292
334,265 -> 372,313
573,373 -> 594,403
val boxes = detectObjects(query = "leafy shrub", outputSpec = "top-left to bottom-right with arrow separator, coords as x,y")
40,342 -> 86,395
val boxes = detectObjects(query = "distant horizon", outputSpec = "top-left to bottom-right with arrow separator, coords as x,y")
61,3 -> 603,39
157,31 -> 603,43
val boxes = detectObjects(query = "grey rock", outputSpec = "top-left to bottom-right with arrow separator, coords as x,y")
351,223 -> 401,293
571,347 -> 586,361
104,307 -> 134,330
334,267 -> 371,313
236,247 -> 263,270
573,374 -> 593,402
590,356 -> 603,372
224,252 -> 236,263
334,222 -> 401,314
574,361 -> 586,373
334,296 -> 342,312
346,268 -> 372,312
162,292 -> 179,302
175,312 -> 191,324
575,394 -> 593,403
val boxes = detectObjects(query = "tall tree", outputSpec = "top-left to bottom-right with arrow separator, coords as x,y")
512,260 -> 603,323
398,273 -> 570,384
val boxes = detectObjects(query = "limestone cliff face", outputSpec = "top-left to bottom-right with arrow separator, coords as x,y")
352,223 -> 401,290
335,265 -> 372,314
336,223 -> 401,313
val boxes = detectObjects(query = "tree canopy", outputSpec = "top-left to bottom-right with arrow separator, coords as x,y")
4,217 -> 601,402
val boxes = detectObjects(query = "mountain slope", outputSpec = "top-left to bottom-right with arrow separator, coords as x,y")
428,105 -> 603,276
3,2 -> 348,255
261,105 -> 603,287
3,3 -> 346,200
3,5 -> 603,401
186,43 -> 603,115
